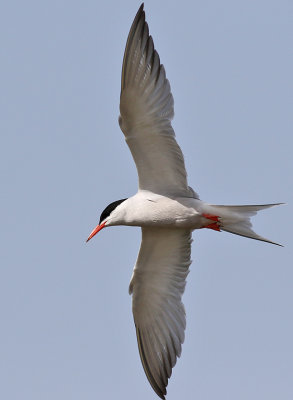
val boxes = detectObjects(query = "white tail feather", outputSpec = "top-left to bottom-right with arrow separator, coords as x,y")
205,203 -> 283,246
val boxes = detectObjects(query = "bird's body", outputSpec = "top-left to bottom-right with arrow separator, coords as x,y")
104,192 -> 202,228
86,4 -> 281,399
92,190 -> 280,242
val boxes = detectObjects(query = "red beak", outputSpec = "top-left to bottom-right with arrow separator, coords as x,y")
86,221 -> 106,242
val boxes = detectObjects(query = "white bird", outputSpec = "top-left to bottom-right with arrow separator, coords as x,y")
86,4 -> 281,399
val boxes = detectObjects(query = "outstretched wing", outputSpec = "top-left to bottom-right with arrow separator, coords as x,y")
119,4 -> 190,196
129,227 -> 192,399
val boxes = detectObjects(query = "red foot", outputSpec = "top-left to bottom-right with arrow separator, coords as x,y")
202,213 -> 220,222
205,222 -> 221,231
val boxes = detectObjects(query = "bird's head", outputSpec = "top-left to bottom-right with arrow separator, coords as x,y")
86,198 -> 128,242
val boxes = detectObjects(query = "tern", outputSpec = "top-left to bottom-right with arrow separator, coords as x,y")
86,4 -> 281,399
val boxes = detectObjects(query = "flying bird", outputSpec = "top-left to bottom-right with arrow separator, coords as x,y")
86,4 -> 281,399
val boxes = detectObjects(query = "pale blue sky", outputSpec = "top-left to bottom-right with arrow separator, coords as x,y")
1,1 -> 292,399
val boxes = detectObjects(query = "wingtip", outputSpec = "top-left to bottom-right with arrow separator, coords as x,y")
272,202 -> 286,207
135,325 -> 168,400
272,242 -> 284,248
137,3 -> 145,16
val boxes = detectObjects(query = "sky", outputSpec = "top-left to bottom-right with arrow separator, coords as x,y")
1,1 -> 292,399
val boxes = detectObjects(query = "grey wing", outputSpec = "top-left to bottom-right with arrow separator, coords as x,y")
129,227 -> 192,399
119,4 -> 191,196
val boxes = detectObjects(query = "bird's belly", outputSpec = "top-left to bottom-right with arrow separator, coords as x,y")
123,194 -> 204,229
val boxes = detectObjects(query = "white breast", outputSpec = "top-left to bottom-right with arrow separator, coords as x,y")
120,192 -> 202,228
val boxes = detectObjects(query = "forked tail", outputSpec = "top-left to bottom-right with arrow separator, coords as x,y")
203,203 -> 283,246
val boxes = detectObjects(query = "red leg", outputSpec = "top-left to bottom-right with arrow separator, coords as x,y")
205,222 -> 221,231
202,213 -> 220,222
